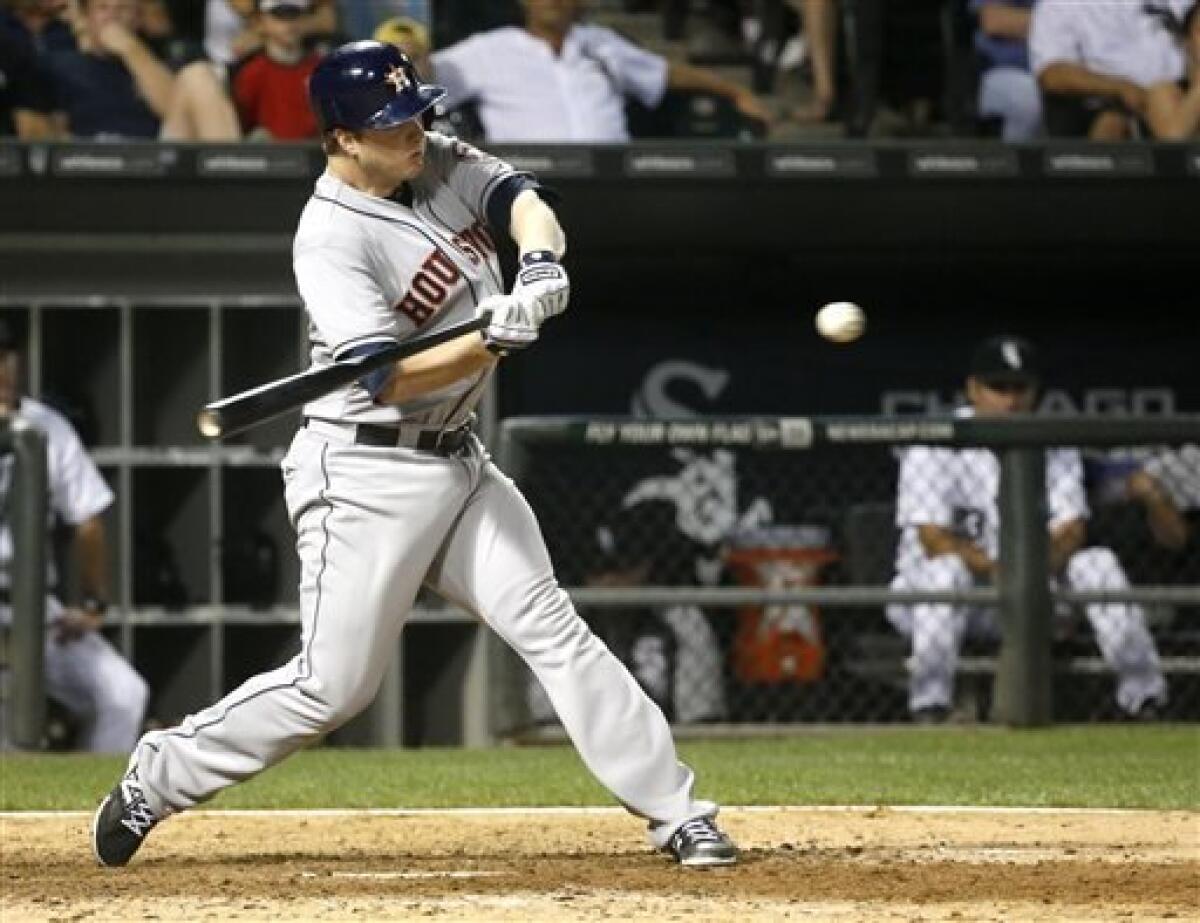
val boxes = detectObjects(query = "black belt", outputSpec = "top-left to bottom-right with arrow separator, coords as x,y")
356,424 -> 472,453
306,419 -> 473,455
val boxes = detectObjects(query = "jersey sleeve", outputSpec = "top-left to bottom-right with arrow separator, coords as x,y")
421,132 -> 529,227
48,418 -> 113,526
429,34 -> 487,110
293,237 -> 399,358
1144,446 -> 1200,510
1047,448 -> 1089,526
895,447 -> 956,529
588,26 -> 669,109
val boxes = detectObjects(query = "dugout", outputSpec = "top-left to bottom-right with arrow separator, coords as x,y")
1,139 -> 1197,742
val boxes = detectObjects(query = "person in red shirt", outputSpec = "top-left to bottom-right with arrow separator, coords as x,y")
231,0 -> 321,139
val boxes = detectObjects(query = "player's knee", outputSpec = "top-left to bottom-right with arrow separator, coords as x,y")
495,576 -> 596,661
95,664 -> 148,716
1067,546 -> 1127,589
304,678 -> 378,728
923,554 -> 973,590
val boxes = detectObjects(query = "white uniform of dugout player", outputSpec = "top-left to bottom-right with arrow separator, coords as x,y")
887,335 -> 1167,721
92,41 -> 737,869
0,320 -> 148,752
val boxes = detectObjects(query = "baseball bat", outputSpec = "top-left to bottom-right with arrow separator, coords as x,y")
197,312 -> 491,440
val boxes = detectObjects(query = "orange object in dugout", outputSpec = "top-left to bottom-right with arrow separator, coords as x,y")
724,526 -> 837,684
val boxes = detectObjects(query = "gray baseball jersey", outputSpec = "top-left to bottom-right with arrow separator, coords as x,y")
295,133 -> 516,426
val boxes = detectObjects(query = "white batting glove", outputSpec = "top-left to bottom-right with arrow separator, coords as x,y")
512,250 -> 570,326
476,294 -> 537,355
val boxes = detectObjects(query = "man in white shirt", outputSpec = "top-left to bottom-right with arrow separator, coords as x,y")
430,0 -> 772,142
1030,0 -> 1190,138
887,335 -> 1168,722
0,318 -> 148,751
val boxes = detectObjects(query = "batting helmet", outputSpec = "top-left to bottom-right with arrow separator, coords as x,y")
308,40 -> 446,133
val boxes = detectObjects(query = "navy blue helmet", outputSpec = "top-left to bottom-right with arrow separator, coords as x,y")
308,41 -> 446,132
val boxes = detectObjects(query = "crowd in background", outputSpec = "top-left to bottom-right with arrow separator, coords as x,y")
1,0 -> 1198,142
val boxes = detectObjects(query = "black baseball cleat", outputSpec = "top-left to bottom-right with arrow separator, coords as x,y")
665,816 -> 738,868
91,770 -> 160,867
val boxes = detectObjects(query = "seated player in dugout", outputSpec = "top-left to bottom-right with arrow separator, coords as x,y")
0,318 -> 149,752
886,335 -> 1168,723
91,40 -> 739,871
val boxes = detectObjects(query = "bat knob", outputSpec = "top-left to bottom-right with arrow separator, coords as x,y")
197,409 -> 223,440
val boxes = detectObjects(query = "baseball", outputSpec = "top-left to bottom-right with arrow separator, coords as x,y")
815,301 -> 866,343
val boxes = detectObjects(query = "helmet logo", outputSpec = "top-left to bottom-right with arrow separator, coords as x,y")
384,64 -> 411,92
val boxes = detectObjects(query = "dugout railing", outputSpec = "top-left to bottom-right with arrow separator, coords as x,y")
494,415 -> 1200,734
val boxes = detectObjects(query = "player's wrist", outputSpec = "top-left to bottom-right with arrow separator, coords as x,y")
481,335 -> 509,358
81,596 -> 109,618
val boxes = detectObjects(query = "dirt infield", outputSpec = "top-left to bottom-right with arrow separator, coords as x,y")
3,807 -> 1196,921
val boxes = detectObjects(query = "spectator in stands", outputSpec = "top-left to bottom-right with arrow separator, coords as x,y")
203,0 -> 251,65
1,0 -> 75,54
43,0 -> 175,138
971,0 -> 1040,141
203,0 -> 334,67
786,0 -> 839,124
1030,0 -> 1190,139
229,0 -> 323,139
0,318 -> 149,753
373,12 -> 429,73
0,27 -> 57,135
887,335 -> 1168,723
2,0 -> 73,137
162,0 -> 338,141
430,0 -> 773,143
1145,0 -> 1200,139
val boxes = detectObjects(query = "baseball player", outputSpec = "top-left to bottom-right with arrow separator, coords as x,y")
91,40 -> 737,869
887,335 -> 1168,722
0,318 -> 148,752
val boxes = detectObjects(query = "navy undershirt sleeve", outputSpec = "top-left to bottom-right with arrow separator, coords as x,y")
485,175 -> 561,238
339,341 -> 398,400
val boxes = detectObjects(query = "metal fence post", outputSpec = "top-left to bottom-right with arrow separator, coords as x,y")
993,446 -> 1052,726
7,418 -> 48,749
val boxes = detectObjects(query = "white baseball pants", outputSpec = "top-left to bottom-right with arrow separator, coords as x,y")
129,428 -> 714,846
887,548 -> 1167,715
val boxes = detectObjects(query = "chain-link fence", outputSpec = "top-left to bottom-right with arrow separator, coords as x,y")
497,416 -> 1200,732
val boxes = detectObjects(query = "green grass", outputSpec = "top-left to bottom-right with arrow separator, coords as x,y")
2,726 -> 1197,812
